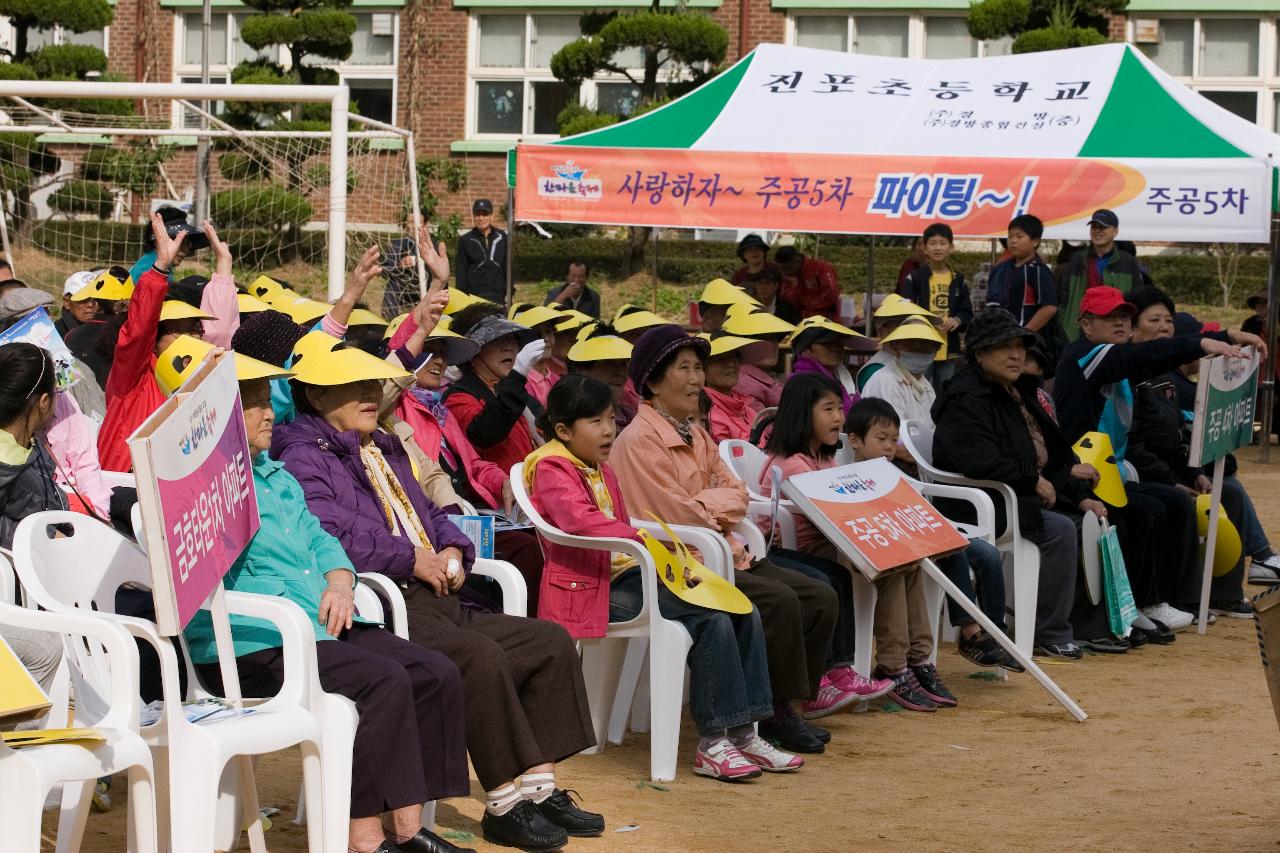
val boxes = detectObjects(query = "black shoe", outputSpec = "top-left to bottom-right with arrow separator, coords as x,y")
1079,636 -> 1129,654
1210,598 -> 1255,619
393,828 -> 477,853
1034,642 -> 1083,660
958,630 -> 1005,667
909,662 -> 958,708
1132,623 -> 1175,645
1125,629 -> 1148,649
803,721 -> 831,744
535,789 -> 604,837
481,801 -> 568,852
758,712 -> 825,754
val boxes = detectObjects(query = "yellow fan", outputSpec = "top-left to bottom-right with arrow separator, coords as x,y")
641,517 -> 753,614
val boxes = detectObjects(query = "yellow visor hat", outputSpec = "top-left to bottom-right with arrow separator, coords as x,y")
73,269 -> 134,303
384,312 -> 411,340
289,331 -> 410,386
721,302 -> 795,337
237,293 -> 272,314
1072,431 -> 1128,507
1196,493 -> 1242,577
613,305 -> 668,334
445,288 -> 498,316
247,275 -> 287,303
699,278 -> 759,307
696,331 -> 775,363
879,315 -> 946,347
555,309 -> 593,333
282,297 -> 331,325
348,308 -> 388,327
874,293 -> 935,320
155,335 -> 293,395
568,334 -> 633,363
509,303 -> 564,329
160,300 -> 215,322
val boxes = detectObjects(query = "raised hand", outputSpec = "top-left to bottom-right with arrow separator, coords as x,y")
151,211 -> 186,271
416,222 -> 451,286
203,220 -> 232,277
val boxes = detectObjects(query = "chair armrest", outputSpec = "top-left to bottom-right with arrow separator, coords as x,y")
733,519 -> 767,563
357,572 -> 408,640
222,592 -> 318,709
472,558 -> 527,617
631,519 -> 733,579
0,547 -> 16,605
747,500 -> 796,550
352,584 -> 386,625
0,600 -> 141,731
914,481 -> 998,545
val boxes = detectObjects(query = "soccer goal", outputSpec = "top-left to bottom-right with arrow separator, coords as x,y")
0,80 -> 427,306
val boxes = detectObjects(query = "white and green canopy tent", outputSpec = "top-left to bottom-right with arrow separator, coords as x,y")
510,40 -> 1280,447
513,41 -> 1278,242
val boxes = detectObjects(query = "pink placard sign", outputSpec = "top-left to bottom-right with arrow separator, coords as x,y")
128,354 -> 259,634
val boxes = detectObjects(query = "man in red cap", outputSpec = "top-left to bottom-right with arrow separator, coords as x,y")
1052,287 -> 1259,640
1058,209 -> 1146,341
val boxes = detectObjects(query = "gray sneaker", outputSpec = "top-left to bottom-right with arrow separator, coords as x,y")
1249,558 -> 1280,586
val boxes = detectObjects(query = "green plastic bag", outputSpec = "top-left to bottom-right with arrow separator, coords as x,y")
1101,520 -> 1138,636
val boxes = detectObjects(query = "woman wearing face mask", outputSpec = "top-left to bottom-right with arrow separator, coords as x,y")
858,316 -> 947,435
440,303 -> 547,475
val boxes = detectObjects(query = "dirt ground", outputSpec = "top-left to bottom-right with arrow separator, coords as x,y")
52,447 -> 1280,853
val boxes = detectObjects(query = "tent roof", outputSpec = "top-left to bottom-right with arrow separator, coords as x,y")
555,42 -> 1280,165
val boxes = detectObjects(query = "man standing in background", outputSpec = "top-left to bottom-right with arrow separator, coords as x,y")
455,198 -> 508,305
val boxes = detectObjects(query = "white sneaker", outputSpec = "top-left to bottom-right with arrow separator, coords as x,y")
1142,602 -> 1193,632
1249,557 -> 1280,585
735,735 -> 804,772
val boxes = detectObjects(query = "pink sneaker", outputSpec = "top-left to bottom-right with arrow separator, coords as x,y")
827,665 -> 894,701
800,674 -> 861,720
736,734 -> 804,772
693,738 -> 762,782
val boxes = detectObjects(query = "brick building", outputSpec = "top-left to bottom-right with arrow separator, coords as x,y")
9,1 -> 1280,221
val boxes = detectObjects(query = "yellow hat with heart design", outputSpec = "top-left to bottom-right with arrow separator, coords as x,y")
289,331 -> 410,386
155,335 -> 293,395
1072,431 -> 1128,507
73,269 -> 135,303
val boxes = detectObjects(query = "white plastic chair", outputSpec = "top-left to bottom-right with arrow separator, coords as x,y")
718,439 -> 797,549
0,602 -> 160,853
902,418 -> 1041,658
511,461 -> 693,782
10,511 -> 327,853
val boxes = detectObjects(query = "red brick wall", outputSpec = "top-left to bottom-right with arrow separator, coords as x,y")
1107,11 -> 1127,42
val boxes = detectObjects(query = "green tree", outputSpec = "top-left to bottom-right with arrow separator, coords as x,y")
967,0 -> 1127,54
237,0 -> 356,88
0,0 -> 111,62
550,0 -> 728,271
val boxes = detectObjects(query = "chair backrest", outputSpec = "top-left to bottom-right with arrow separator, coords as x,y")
0,550 -> 16,605
718,439 -> 769,500
833,435 -> 855,466
902,419 -> 936,467
12,511 -> 153,616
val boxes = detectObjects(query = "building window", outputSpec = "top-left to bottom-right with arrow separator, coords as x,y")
1200,90 -> 1258,123
174,11 -> 399,126
789,13 -> 1004,62
1139,19 -> 1193,77
24,24 -> 107,53
469,11 -> 659,139
1200,19 -> 1258,78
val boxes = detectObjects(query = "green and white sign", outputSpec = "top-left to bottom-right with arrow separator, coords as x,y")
1188,349 -> 1260,468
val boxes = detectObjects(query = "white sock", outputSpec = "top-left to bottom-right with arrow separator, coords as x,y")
1132,613 -> 1157,631
485,783 -> 521,817
519,772 -> 556,805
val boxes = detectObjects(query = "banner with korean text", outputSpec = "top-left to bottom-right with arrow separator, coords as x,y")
128,354 -> 258,635
780,457 -> 968,580
515,42 -> 1278,242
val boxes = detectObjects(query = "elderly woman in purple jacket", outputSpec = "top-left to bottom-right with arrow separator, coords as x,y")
272,332 -> 600,853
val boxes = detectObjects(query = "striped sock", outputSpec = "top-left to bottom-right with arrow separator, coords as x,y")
519,772 -> 556,805
485,783 -> 521,817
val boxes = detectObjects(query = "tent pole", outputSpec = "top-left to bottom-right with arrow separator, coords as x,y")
864,235 -> 875,336
1261,212 -> 1279,463
651,228 -> 659,314
505,184 -> 516,309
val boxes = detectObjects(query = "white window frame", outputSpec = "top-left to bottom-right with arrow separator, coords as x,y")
2,21 -> 110,57
785,12 -> 1008,61
172,10 -> 399,127
1127,14 -> 1274,132
466,10 -> 684,141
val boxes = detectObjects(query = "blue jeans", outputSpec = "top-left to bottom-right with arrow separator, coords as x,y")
937,539 -> 1007,631
1225,476 -> 1272,559
766,548 -> 855,669
609,568 -> 773,736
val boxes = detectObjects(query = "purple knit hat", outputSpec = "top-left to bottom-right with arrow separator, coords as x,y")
628,323 -> 710,393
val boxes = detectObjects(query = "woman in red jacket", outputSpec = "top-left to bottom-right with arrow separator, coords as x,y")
527,374 -> 795,783
97,213 -> 236,471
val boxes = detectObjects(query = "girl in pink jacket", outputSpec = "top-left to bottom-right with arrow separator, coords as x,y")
527,374 -> 800,782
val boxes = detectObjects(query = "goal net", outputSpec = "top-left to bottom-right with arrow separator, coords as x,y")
0,81 -> 427,316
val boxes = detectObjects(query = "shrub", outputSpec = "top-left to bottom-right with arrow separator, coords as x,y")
218,152 -> 269,182
49,180 -> 114,218
1012,26 -> 1107,54
966,0 -> 1031,40
210,185 -> 313,229
26,44 -> 108,78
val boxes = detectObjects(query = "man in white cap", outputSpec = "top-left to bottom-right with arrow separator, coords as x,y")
57,270 -> 100,338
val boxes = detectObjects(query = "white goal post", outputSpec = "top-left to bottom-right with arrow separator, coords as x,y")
0,80 -> 427,303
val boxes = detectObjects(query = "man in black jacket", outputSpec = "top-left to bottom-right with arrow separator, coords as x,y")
455,199 -> 508,305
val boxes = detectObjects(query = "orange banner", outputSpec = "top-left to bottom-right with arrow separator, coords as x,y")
515,144 -> 1144,237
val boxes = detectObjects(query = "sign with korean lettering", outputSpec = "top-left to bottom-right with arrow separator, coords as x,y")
1188,349 -> 1260,468
780,458 -> 968,580
128,354 -> 259,634
513,43 -> 1275,243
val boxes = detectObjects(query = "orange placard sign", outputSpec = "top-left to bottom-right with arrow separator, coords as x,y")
780,458 -> 968,579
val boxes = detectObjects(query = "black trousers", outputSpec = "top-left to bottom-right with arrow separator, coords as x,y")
734,558 -> 839,702
199,624 -> 469,818
1128,481 -> 1200,605
401,583 -> 596,790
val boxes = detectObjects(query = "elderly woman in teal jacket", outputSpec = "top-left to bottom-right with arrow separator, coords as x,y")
184,373 -> 473,853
